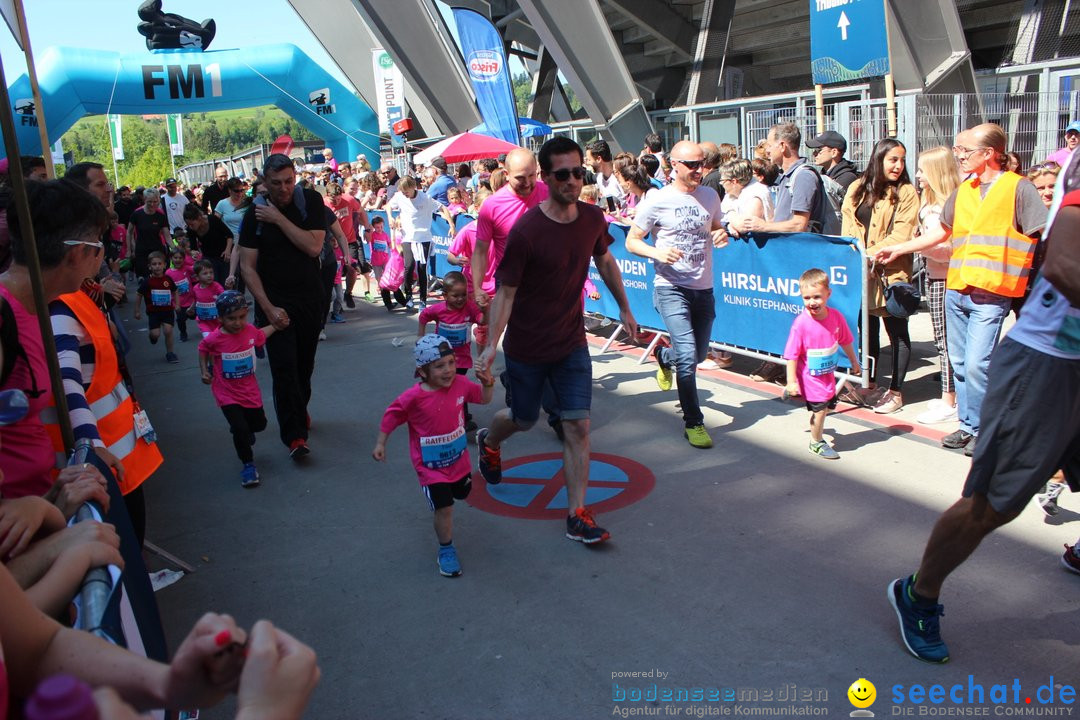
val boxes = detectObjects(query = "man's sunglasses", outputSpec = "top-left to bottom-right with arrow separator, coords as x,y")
550,167 -> 586,181
672,159 -> 703,170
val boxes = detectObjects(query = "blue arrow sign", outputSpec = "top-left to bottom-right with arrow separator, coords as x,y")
809,0 -> 890,85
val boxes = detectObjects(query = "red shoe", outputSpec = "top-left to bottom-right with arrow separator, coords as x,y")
289,439 -> 310,460
566,507 -> 610,544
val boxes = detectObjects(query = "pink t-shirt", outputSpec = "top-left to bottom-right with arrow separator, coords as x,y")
448,202 -> 468,216
192,281 -> 224,335
418,300 -> 484,369
475,183 -> 548,285
166,267 -> 193,306
783,308 -> 854,402
368,229 -> 391,267
199,324 -> 266,408
448,221 -> 489,295
379,375 -> 483,486
0,284 -> 55,499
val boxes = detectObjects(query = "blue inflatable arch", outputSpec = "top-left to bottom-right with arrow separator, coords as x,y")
4,44 -> 379,163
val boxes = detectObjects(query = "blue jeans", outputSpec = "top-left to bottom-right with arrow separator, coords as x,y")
654,285 -> 716,427
505,345 -> 592,426
945,289 -> 1012,436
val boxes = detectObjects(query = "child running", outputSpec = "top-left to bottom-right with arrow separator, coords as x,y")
783,268 -> 861,460
373,335 -> 495,577
369,215 -> 407,311
198,291 -> 276,487
134,250 -> 179,363
166,248 -> 193,342
189,258 -> 224,338
418,271 -> 487,433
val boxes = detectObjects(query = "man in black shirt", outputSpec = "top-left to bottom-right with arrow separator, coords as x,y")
183,204 -> 233,283
239,154 -> 327,460
201,165 -> 230,213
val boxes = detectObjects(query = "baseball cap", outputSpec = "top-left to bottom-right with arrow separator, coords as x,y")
804,131 -> 848,154
1066,121 -> 1080,134
430,156 -> 448,171
215,290 -> 249,317
414,334 -> 453,367
165,177 -> 177,185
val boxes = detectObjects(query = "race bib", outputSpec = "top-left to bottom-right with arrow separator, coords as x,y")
419,426 -> 466,469
806,344 -> 840,376
176,278 -> 190,295
221,348 -> 255,379
195,301 -> 218,320
437,322 -> 468,347
374,240 -> 387,253
150,288 -> 172,307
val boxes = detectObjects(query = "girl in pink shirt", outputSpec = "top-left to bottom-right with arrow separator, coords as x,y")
188,260 -> 224,338
373,335 -> 494,578
446,187 -> 469,217
198,291 -> 277,487
166,249 -> 193,342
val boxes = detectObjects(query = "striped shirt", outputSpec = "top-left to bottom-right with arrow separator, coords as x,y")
48,299 -> 103,447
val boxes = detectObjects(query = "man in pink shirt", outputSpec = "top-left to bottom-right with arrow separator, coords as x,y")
470,149 -> 549,307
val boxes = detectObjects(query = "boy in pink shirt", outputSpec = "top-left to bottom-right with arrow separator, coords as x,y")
373,335 -> 494,577
198,291 -> 278,487
166,248 -> 193,342
418,271 -> 487,433
189,259 -> 224,338
783,268 -> 861,460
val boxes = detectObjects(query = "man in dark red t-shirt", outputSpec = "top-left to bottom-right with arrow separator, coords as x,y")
477,137 -> 638,545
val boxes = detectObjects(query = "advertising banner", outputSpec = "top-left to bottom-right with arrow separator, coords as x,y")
166,113 -> 183,156
451,7 -> 521,146
371,49 -> 406,148
108,114 -> 123,160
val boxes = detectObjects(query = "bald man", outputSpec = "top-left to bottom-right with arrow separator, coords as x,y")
626,141 -> 729,449
470,148 -> 549,308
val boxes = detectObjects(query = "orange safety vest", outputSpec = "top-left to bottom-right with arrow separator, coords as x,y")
947,171 -> 1036,298
43,291 -> 162,495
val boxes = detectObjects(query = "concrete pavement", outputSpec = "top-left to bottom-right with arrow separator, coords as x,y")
123,298 -> 1078,719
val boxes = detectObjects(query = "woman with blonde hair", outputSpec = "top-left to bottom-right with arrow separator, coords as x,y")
872,146 -> 961,423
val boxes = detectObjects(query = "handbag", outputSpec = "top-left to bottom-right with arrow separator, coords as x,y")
881,275 -> 921,319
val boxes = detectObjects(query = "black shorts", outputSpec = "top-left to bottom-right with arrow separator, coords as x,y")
422,474 -> 472,511
147,311 -> 174,330
350,243 -> 372,274
963,338 -> 1080,514
805,394 -> 838,413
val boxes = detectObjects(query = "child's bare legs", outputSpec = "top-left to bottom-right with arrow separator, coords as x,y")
162,323 -> 175,354
434,506 -> 453,544
810,408 -> 827,444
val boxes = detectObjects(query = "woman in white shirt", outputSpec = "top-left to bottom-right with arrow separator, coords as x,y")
720,158 -> 774,225
386,176 -> 450,309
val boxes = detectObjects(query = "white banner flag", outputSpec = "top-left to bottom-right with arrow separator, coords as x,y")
108,114 -> 124,161
50,139 -> 63,165
371,48 -> 404,134
166,113 -> 184,156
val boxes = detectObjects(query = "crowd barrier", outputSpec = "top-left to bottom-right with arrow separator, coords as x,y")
372,207 -> 870,382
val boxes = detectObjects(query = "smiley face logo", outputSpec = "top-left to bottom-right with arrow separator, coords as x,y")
848,678 -> 876,709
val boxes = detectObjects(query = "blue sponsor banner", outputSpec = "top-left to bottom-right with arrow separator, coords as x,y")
587,225 -> 863,359
452,8 -> 522,146
372,209 -> 473,271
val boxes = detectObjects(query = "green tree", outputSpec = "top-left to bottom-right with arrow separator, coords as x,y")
125,145 -> 174,189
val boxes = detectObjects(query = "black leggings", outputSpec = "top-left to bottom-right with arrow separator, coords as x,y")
401,242 -> 430,302
221,404 -> 268,463
868,314 -> 911,392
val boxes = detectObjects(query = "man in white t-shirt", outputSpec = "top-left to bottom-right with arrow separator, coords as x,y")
162,178 -> 189,234
626,140 -> 729,449
586,139 -> 625,210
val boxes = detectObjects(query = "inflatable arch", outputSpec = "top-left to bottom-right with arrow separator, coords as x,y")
4,44 -> 379,164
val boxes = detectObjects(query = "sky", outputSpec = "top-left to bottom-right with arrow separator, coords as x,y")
0,0 -> 358,96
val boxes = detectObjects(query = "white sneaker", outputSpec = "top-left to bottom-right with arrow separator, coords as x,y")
917,403 -> 957,425
697,359 -> 721,371
318,330 -> 327,341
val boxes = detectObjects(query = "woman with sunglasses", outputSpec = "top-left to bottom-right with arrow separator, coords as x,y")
840,137 -> 919,414
214,178 -> 251,290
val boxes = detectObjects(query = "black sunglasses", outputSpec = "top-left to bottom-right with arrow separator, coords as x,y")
672,159 -> 703,170
550,167 -> 586,181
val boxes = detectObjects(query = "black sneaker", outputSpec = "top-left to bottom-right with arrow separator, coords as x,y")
887,575 -> 949,663
476,428 -> 501,484
963,435 -> 977,457
941,429 -> 973,449
344,294 -> 356,309
566,507 -> 610,544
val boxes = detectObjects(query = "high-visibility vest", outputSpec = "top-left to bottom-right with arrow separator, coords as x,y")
947,171 -> 1037,298
43,291 -> 162,495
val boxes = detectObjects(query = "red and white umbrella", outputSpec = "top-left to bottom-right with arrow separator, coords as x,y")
412,131 -> 521,165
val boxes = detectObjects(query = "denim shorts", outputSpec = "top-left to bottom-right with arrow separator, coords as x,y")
505,345 -> 592,425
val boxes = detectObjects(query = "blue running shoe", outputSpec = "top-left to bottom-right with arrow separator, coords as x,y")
888,575 -> 949,663
476,428 -> 501,485
240,462 -> 260,488
437,544 -> 462,577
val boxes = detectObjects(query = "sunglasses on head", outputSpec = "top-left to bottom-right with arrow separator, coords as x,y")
672,159 -> 703,170
550,167 -> 586,181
